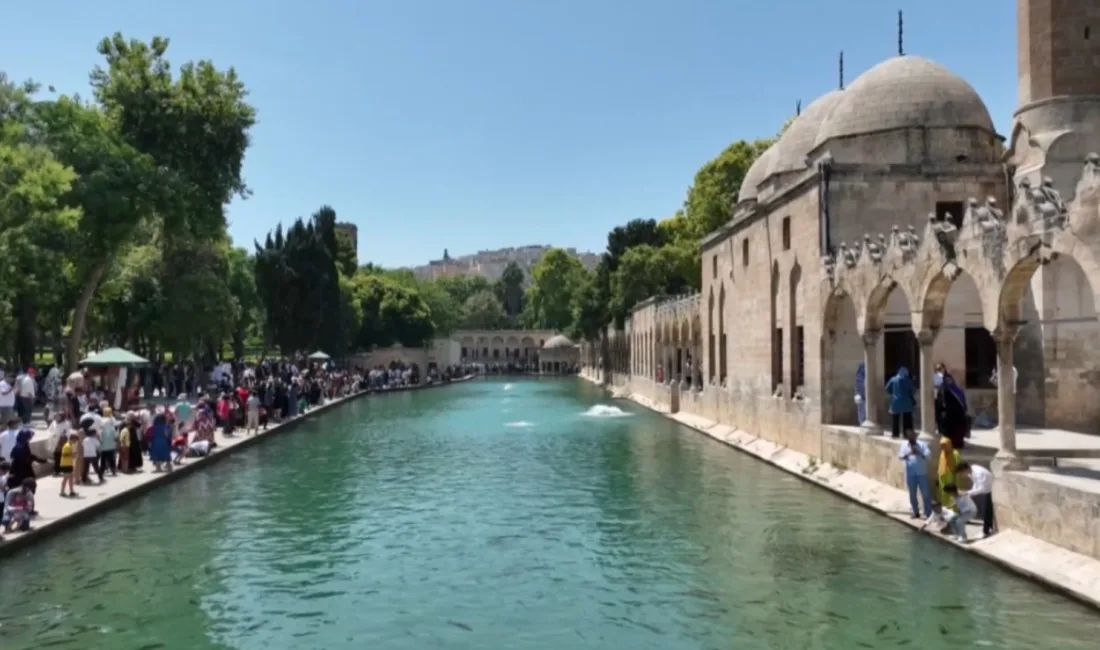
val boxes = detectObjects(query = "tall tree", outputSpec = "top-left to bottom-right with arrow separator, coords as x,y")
527,248 -> 585,331
682,138 -> 772,238
496,261 -> 525,319
463,290 -> 507,330
42,34 -> 255,371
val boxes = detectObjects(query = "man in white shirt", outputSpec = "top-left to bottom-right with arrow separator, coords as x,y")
16,368 -> 37,425
0,373 -> 16,424
0,418 -> 21,461
957,462 -> 995,538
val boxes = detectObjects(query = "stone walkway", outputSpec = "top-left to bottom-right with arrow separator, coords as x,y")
0,379 -> 470,558
598,380 -> 1100,610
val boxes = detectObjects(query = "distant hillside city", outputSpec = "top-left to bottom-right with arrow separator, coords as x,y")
405,245 -> 601,284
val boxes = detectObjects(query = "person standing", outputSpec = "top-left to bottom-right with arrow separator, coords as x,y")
98,407 -> 119,478
246,392 -> 260,435
885,367 -> 915,439
898,429 -> 933,519
16,368 -> 36,426
854,362 -> 867,425
0,373 -> 16,425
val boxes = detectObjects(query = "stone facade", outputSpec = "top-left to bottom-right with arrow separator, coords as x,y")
583,2 -> 1100,559
454,329 -> 558,363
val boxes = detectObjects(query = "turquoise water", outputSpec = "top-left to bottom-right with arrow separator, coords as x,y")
1,379 -> 1098,649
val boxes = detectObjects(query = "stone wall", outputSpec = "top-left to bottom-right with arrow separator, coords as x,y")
996,470 -> 1100,560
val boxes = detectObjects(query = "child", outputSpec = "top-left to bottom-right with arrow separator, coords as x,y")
59,433 -> 77,497
81,420 -> 103,485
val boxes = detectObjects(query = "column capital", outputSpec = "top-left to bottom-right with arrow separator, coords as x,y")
916,328 -> 939,346
991,324 -> 1020,346
861,329 -> 882,346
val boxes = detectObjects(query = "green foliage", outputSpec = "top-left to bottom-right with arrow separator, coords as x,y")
463,289 -> 507,330
526,248 -> 585,331
496,261 -> 525,320
348,272 -> 434,348
254,207 -> 347,355
682,138 -> 773,239
334,228 -> 358,276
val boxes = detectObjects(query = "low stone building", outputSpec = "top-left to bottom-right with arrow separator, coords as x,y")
454,330 -> 558,363
585,0 -> 1100,561
538,334 -> 580,373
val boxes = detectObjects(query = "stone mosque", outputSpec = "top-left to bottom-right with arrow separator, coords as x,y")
585,1 -> 1100,558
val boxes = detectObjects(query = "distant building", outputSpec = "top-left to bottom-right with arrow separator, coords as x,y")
406,245 -> 601,283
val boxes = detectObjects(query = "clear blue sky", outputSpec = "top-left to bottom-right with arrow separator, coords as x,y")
4,1 -> 1016,268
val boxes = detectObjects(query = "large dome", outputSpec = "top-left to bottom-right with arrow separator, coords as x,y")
542,334 -> 575,349
768,90 -> 845,176
737,145 -> 777,203
814,56 -> 995,147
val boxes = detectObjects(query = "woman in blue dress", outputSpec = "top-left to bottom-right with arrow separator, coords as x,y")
149,409 -> 173,473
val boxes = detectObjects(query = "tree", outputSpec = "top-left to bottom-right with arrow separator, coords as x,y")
527,248 -> 585,330
463,290 -> 507,330
226,246 -> 262,359
334,228 -> 357,276
682,138 -> 772,238
436,275 -> 492,307
496,261 -> 525,319
350,273 -> 434,349
570,260 -> 610,341
254,207 -> 347,355
38,34 -> 255,372
0,76 -> 81,365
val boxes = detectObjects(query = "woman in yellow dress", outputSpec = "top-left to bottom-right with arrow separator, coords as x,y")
938,436 -> 960,509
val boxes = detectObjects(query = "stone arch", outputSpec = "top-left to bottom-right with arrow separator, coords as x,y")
788,260 -> 804,390
918,262 -> 997,334
998,238 -> 1100,431
864,274 -> 917,334
718,282 -> 728,384
770,262 -> 781,392
707,288 -> 716,382
821,288 -> 862,426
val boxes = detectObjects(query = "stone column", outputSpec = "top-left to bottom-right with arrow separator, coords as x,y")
993,328 -> 1028,472
917,329 -> 938,436
861,329 -> 883,434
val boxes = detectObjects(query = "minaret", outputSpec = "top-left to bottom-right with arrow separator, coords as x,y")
1011,0 -> 1100,200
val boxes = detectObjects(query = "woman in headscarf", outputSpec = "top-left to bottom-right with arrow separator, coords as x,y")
7,429 -> 46,499
148,408 -> 173,472
937,434 -> 961,513
193,400 -> 217,447
935,371 -> 970,449
885,366 -> 915,439
854,362 -> 867,425
124,414 -> 144,473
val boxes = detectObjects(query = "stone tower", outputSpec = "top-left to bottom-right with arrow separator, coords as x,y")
1011,0 -> 1100,199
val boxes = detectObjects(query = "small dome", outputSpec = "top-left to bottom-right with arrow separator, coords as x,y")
542,334 -> 575,349
737,145 -> 777,203
814,56 -> 995,147
768,90 -> 845,176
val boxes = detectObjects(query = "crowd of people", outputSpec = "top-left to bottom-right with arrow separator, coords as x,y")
862,362 -> 996,544
0,357 -> 472,539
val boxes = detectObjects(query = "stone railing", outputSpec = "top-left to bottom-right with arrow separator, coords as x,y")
655,293 -> 701,322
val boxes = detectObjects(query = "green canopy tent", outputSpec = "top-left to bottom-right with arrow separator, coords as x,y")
308,351 -> 331,361
80,347 -> 151,367
78,347 -> 150,410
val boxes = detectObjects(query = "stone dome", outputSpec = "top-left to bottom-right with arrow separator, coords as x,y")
768,90 -> 845,176
814,56 -> 995,147
542,334 -> 575,349
737,145 -> 777,203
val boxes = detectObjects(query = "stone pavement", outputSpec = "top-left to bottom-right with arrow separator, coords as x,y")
595,378 -> 1100,610
0,378 -> 472,558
